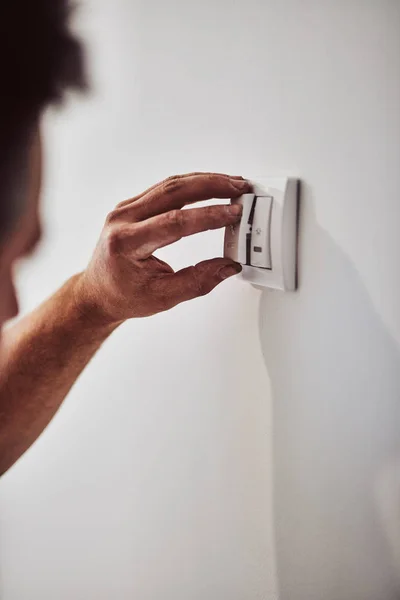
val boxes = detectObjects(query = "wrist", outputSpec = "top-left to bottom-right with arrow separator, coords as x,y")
70,272 -> 124,334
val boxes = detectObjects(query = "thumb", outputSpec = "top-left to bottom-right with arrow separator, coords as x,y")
149,258 -> 242,309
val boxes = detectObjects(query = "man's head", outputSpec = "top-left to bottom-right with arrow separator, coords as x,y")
0,0 -> 87,330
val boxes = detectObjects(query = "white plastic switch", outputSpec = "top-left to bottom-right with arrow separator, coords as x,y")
223,177 -> 299,291
224,193 -> 255,265
250,196 -> 272,269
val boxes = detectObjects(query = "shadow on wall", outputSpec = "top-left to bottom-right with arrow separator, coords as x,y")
259,184 -> 400,600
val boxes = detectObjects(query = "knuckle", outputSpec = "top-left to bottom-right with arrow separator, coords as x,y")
106,206 -> 139,230
200,173 -> 217,187
103,225 -> 136,257
105,210 -> 118,226
200,206 -> 224,229
166,209 -> 184,231
190,266 -> 211,297
204,205 -> 219,221
103,226 -> 121,256
115,198 -> 131,209
162,177 -> 183,195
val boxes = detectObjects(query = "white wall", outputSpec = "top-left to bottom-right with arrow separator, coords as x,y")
0,1 -> 399,599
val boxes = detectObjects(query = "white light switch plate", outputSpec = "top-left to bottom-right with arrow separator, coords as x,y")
224,177 -> 299,291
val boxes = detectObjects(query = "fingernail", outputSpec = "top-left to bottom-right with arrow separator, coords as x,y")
219,263 -> 242,280
227,203 -> 243,216
230,178 -> 251,191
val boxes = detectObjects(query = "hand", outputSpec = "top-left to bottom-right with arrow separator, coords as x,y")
76,173 -> 251,325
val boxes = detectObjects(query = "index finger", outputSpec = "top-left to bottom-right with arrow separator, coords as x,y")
116,173 -> 246,209
132,173 -> 252,220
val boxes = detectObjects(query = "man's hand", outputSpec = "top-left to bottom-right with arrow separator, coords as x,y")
0,172 -> 251,474
75,173 -> 251,324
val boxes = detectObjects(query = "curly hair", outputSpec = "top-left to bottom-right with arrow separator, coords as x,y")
0,0 -> 87,240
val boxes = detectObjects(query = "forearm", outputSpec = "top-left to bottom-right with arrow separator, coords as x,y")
0,274 -> 118,475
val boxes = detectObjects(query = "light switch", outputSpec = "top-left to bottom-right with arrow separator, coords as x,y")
223,177 -> 299,291
224,193 -> 256,265
250,196 -> 272,269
